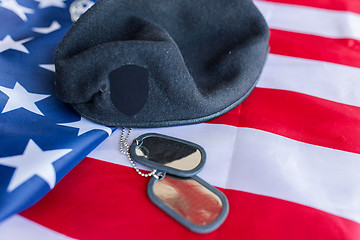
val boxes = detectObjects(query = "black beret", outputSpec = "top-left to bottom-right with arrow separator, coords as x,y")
55,0 -> 269,128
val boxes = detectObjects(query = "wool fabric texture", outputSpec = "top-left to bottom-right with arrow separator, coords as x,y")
55,0 -> 269,127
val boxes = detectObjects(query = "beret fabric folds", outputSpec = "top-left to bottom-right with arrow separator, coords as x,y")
55,0 -> 269,128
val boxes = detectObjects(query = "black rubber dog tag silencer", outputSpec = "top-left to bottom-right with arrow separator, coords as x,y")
109,65 -> 149,116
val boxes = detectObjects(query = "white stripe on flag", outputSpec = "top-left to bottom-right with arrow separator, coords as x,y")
89,124 -> 360,223
229,127 -> 360,224
258,54 -> 360,107
254,0 -> 360,40
0,215 -> 74,240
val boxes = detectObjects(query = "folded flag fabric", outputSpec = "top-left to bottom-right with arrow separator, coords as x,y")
1,0 -> 360,239
0,0 -> 112,222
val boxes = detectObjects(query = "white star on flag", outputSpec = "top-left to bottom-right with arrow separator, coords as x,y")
0,0 -> 34,21
35,0 -> 66,9
39,64 -> 55,72
0,35 -> 33,54
0,82 -> 50,115
58,117 -> 112,137
0,140 -> 72,192
32,21 -> 61,34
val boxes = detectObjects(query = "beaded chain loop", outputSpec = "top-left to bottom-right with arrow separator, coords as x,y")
120,128 -> 158,179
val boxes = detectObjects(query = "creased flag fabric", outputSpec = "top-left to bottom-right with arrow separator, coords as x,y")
1,0 -> 360,239
0,0 -> 113,223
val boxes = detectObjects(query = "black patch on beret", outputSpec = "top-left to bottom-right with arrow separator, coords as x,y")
109,65 -> 149,116
55,0 -> 269,128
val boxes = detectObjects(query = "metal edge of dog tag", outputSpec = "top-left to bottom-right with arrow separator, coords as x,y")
147,174 -> 229,233
129,133 -> 206,177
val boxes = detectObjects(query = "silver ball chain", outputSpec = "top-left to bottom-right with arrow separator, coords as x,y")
120,128 -> 158,178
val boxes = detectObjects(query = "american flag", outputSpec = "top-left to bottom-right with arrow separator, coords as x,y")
0,0 -> 112,225
0,0 -> 360,239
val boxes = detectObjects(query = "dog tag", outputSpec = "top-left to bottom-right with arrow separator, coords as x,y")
128,132 -> 229,233
148,174 -> 229,233
130,133 -> 206,177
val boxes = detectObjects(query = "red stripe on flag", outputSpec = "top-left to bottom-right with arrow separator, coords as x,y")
260,0 -> 360,14
20,158 -> 360,240
209,88 -> 360,154
269,29 -> 360,68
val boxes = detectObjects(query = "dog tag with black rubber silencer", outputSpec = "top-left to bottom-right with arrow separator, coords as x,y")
147,174 -> 229,233
129,133 -> 206,177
